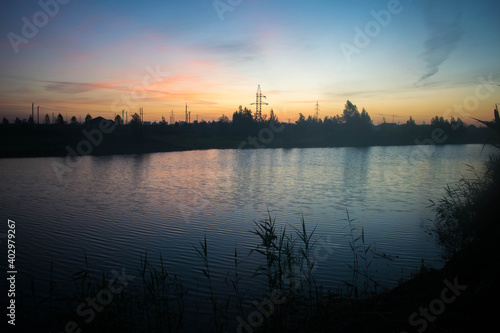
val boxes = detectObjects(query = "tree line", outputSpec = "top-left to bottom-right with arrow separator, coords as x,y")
1,100 -> 490,158
1,100 -> 469,132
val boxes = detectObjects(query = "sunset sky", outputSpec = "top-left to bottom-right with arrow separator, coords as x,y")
1,0 -> 499,124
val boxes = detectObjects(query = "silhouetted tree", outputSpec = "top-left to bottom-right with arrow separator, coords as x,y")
324,115 -> 342,125
360,108 -> 372,125
14,117 -> 21,125
2,117 -> 9,126
343,100 -> 360,124
70,116 -> 78,125
269,109 -> 278,124
450,117 -> 465,130
296,113 -> 306,124
431,116 -> 449,128
114,114 -> 123,125
128,113 -> 143,139
85,113 -> 92,124
56,113 -> 64,125
218,114 -> 230,123
28,115 -> 35,125
129,113 -> 142,126
161,116 -> 166,125
406,116 -> 416,126
232,106 -> 253,125
44,114 -> 51,125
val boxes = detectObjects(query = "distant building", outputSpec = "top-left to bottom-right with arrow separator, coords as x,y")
85,116 -> 114,128
374,122 -> 398,132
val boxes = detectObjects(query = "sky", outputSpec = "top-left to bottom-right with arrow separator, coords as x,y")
0,0 -> 499,124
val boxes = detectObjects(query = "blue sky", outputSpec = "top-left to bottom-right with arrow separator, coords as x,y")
1,0 -> 499,124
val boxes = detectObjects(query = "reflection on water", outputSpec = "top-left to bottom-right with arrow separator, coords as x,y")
0,144 -> 495,327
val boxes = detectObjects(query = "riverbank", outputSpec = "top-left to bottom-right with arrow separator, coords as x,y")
317,237 -> 500,332
0,122 -> 493,158
329,151 -> 500,332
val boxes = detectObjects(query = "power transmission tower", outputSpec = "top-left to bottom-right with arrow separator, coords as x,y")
251,85 -> 268,121
314,101 -> 320,121
170,110 -> 175,125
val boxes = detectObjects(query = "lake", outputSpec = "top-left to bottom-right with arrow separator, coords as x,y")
0,144 -> 495,330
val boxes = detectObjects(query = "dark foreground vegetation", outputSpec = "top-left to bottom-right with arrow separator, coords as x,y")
0,101 -> 496,158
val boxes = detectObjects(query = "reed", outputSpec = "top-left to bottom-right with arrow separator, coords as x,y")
22,212 -> 390,332
430,107 -> 500,257
248,212 -> 356,331
225,247 -> 245,318
138,251 -> 186,332
430,152 -> 500,258
194,235 -> 229,332
342,210 -> 382,297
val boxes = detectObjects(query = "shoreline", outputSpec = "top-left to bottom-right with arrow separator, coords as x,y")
0,141 -> 492,159
0,121 -> 494,159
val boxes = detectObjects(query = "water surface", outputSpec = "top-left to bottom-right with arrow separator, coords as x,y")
0,144 -> 495,328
